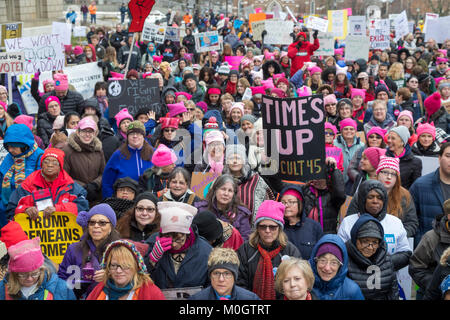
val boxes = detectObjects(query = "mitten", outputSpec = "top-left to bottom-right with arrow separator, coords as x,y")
149,237 -> 172,263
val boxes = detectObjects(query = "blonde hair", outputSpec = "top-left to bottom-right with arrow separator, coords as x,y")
387,62 -> 405,80
274,258 -> 315,294
7,267 -> 47,297
184,100 -> 196,109
220,93 -> 234,104
208,247 -> 240,268
248,225 -> 288,248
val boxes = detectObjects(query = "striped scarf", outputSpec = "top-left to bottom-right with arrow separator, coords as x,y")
2,143 -> 38,190
252,243 -> 281,300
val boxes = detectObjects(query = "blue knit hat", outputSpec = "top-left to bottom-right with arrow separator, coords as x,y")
76,203 -> 117,228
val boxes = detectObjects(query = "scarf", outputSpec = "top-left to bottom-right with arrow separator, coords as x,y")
103,279 -> 133,300
226,81 -> 237,95
252,243 -> 282,300
214,289 -> 231,300
2,143 -> 38,191
169,227 -> 196,254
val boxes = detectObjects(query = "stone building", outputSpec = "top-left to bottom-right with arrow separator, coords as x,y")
0,0 -> 64,25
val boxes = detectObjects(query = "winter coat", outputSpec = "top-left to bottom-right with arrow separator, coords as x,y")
409,214 -> 450,292
309,234 -> 365,300
0,271 -> 76,300
347,145 -> 365,184
385,144 -> 422,190
287,38 -> 320,77
189,284 -> 261,300
87,280 -> 165,300
333,135 -> 365,185
144,228 -> 213,290
363,113 -> 397,135
36,111 -> 63,148
345,215 -> 399,300
338,180 -> 412,271
38,90 -> 84,115
157,40 -> 178,62
411,140 -> 441,157
118,44 -> 141,71
159,189 -> 201,206
409,169 -> 446,247
423,247 -> 450,300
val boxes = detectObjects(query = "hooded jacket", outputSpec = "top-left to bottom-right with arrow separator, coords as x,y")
423,246 -> 450,300
309,234 -> 364,300
338,180 -> 412,271
346,214 -> 399,300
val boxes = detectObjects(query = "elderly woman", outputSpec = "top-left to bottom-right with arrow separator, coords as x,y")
102,121 -> 154,198
159,167 -> 201,205
190,248 -> 260,300
37,96 -> 64,147
144,202 -> 212,291
87,240 -> 165,300
345,214 -> 399,300
116,192 -> 160,242
275,257 -> 317,300
62,117 -> 105,204
58,203 -> 121,299
309,234 -> 364,300
0,237 -> 76,300
236,200 -> 301,300
363,100 -> 397,135
102,177 -> 139,219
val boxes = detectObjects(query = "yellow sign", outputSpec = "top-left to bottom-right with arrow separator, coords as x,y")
327,10 -> 348,40
15,212 -> 83,265
1,22 -> 22,47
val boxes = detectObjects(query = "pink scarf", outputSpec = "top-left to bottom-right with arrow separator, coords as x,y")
208,153 -> 224,175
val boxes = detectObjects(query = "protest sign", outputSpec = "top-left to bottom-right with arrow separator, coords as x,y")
234,19 -> 244,30
261,95 -> 326,182
251,20 -> 266,42
5,34 -> 65,74
369,19 -> 390,50
52,22 -> 72,45
142,22 -> 156,41
345,35 -> 369,62
328,10 -> 348,39
224,55 -> 244,70
15,212 -> 83,264
0,51 -> 24,74
107,78 -> 160,117
423,13 -> 439,34
190,172 -> 219,199
311,32 -> 334,56
306,16 -> 329,33
165,26 -> 180,42
73,26 -> 87,38
397,238 -> 414,300
0,141 -> 8,166
393,11 -> 409,42
194,31 -> 220,53
216,19 -> 225,30
249,12 -> 266,33
425,16 -> 450,44
348,16 -> 366,36
153,25 -> 166,44
264,20 -> 294,45
1,22 -> 22,47
17,74 -> 38,114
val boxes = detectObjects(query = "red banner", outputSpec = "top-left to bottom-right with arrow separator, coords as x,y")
128,0 -> 156,33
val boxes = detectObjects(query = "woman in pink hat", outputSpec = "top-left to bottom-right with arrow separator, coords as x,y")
36,96 -> 63,147
226,102 -> 244,133
411,122 -> 440,157
114,108 -> 134,144
204,85 -> 222,111
396,109 -> 417,146
333,65 -> 353,99
305,66 -> 323,94
324,122 -> 344,173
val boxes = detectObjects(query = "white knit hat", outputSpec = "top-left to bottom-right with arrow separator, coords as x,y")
157,202 -> 198,234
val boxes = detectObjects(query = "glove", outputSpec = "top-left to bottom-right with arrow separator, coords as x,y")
296,41 -> 303,49
150,237 -> 172,263
34,70 -> 40,79
313,30 -> 318,39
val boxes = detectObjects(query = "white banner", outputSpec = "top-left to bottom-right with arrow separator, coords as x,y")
424,15 -> 450,44
311,32 -> 334,56
394,11 -> 409,42
345,35 -> 369,62
52,22 -> 72,45
0,51 -> 24,74
306,16 -> 329,33
348,16 -> 366,36
264,20 -> 294,44
423,13 -> 439,34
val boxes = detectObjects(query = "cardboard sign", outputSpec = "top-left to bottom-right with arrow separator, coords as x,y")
190,172 -> 220,199
251,20 -> 266,42
345,35 -> 369,62
1,22 -> 22,47
369,19 -> 390,50
165,26 -> 180,42
261,95 -> 326,182
154,25 -> 166,44
224,55 -> 244,70
5,34 -> 65,74
0,51 -> 24,74
264,20 -> 294,45
194,31 -> 220,53
393,11 -> 409,42
311,32 -> 334,56
52,22 -> 72,45
348,16 -> 366,36
15,212 -> 83,265
306,16 -> 329,33
107,78 -> 160,117
328,10 -> 348,39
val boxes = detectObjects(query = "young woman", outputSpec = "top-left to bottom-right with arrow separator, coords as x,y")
412,122 -> 440,157
204,85 -> 222,111
349,147 -> 386,196
333,66 -> 353,99
235,78 -> 251,102
387,62 -> 405,89
305,66 -> 323,93
355,72 -> 375,103
113,108 -> 133,144
351,88 -> 366,122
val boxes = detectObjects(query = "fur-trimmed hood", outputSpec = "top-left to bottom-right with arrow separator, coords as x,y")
67,131 -> 102,153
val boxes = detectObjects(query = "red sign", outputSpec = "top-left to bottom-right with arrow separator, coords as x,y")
128,0 -> 156,33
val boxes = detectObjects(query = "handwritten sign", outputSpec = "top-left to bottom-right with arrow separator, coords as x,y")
311,32 -> 334,56
190,172 -> 220,199
348,16 -> 366,36
393,11 -> 409,42
165,26 -> 180,42
264,20 -> 294,45
328,10 -> 348,39
251,20 -> 266,42
15,212 -> 83,264
0,51 -> 24,74
5,34 -> 65,74
261,95 -> 326,181
423,13 -> 439,34
345,35 -> 369,62
52,22 -> 72,45
1,22 -> 22,47
249,12 -> 266,33
369,19 -> 390,50
194,31 -> 221,53
307,16 -> 329,33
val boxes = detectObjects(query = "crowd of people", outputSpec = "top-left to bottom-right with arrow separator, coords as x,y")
0,6 -> 448,301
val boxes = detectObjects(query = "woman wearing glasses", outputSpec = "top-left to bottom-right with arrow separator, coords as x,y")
116,192 -> 161,242
36,96 -> 63,147
58,203 -> 121,299
87,240 -> 165,300
236,200 -> 301,300
309,234 -> 364,300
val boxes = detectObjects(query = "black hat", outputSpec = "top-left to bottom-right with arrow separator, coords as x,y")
134,191 -> 158,205
113,177 -> 139,193
133,107 -> 151,119
418,73 -> 430,83
192,210 -> 223,243
357,220 -> 383,240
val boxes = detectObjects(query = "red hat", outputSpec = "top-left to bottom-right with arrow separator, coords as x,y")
424,91 -> 442,116
160,117 -> 180,130
0,221 -> 29,249
251,86 -> 266,95
275,77 -> 290,87
376,156 -> 400,175
296,32 -> 307,40
270,88 -> 286,98
41,147 -> 65,169
207,87 -> 221,95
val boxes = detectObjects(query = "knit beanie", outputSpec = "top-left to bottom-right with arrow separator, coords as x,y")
73,45 -> 84,55
397,110 -> 414,125
335,65 -> 348,76
351,88 -> 366,100
52,115 -> 65,130
226,144 -> 247,163
376,155 -> 400,175
254,200 -> 285,230
375,84 -> 389,96
218,63 -> 231,75
315,242 -> 343,263
127,120 -> 146,136
13,115 -> 34,131
113,177 -> 139,194
204,130 -> 225,146
309,66 -> 322,75
167,102 -> 188,117
101,240 -> 147,274
0,221 -> 29,249
250,86 -> 265,95
45,96 -> 61,111
282,189 -> 303,202
270,87 -> 286,98
388,125 -> 410,146
416,122 -> 436,140
297,86 -> 312,97
204,116 -> 219,131
41,147 -> 64,169
76,203 -> 117,228
229,102 -> 244,116
192,210 -> 223,243
324,94 -> 338,105
196,101 -> 208,113
134,191 -> 158,206
276,77 -> 290,87
8,237 -> 44,273
160,117 -> 180,130
325,122 -> 338,136
366,126 -> 387,140
54,73 -> 69,91
339,118 -> 357,130
240,114 -> 257,125
157,202 -> 198,234
175,92 -> 193,101
114,108 -> 134,128
363,147 -> 386,170
151,144 -> 177,167
357,220 -> 383,240
424,92 -> 442,116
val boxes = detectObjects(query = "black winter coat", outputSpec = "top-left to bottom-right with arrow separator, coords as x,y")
36,112 -> 64,147
385,144 -> 422,190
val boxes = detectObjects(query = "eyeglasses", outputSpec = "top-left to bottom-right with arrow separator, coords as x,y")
17,271 -> 41,279
325,103 -> 336,107
359,238 -> 380,248
315,257 -> 342,268
379,170 -> 397,178
80,129 -> 95,135
257,224 -> 279,232
109,263 -> 131,271
164,128 -> 176,133
136,206 -> 156,213
368,134 -> 382,140
324,132 -> 335,136
88,220 -> 111,227
211,271 -> 233,280
281,200 -> 298,207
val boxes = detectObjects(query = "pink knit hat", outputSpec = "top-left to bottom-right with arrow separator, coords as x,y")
261,79 -> 275,90
152,55 -> 163,63
339,118 -> 357,130
45,96 -> 61,111
376,156 -> 400,175
8,237 -> 44,273
175,92 -> 192,100
270,88 -> 286,98
325,122 -> 338,136
324,94 -> 338,105
351,88 -> 366,100
53,73 -> 69,91
334,48 -> 344,56
363,147 -> 386,169
424,92 -> 442,116
73,45 -> 84,56
204,130 -> 225,145
151,144 -> 177,167
42,79 -> 55,91
114,108 -> 134,128
397,110 -> 414,125
366,126 -> 387,140
14,115 -> 34,131
254,200 -> 285,230
0,101 -> 7,112
167,102 -> 188,117
309,66 -> 322,75
436,57 -> 448,64
297,86 -> 312,97
229,102 -> 244,116
416,122 -> 436,140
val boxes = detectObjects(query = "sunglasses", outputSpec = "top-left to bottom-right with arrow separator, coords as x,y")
257,224 -> 279,232
164,128 -> 176,133
88,220 -> 111,227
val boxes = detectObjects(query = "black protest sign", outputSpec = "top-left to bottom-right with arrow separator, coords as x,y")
107,78 -> 160,118
261,94 -> 326,182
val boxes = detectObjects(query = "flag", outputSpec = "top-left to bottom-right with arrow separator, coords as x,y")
128,0 -> 156,33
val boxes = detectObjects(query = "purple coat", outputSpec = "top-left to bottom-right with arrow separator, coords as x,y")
194,200 -> 252,241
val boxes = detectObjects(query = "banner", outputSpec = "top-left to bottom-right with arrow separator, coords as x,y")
306,16 -> 329,33
194,31 -> 220,53
5,34 -> 65,74
348,16 -> 366,36
311,32 -> 334,56
425,15 -> 450,44
165,26 -> 180,42
52,22 -> 72,45
0,51 -> 24,74
328,10 -> 348,39
345,35 -> 369,62
224,56 -> 244,70
369,19 -> 390,50
1,22 -> 22,47
393,11 -> 409,42
190,172 -> 220,199
261,95 -> 326,182
423,13 -> 439,34
107,78 -> 160,117
264,20 -> 294,45
249,12 -> 266,33
15,212 -> 83,265
250,20 -> 266,42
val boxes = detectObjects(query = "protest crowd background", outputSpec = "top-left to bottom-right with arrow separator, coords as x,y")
0,0 -> 448,302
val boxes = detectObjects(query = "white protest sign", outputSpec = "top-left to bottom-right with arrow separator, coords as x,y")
311,32 -> 334,56
154,25 -> 166,44
17,74 -> 39,114
242,87 -> 252,101
251,20 -> 266,42
194,31 -> 221,53
328,10 -> 348,39
0,141 -> 8,166
423,13 -> 439,34
52,22 -> 72,45
306,16 -> 329,33
425,15 -> 450,44
5,34 -> 65,74
165,26 -> 180,42
216,19 -> 225,30
345,35 -> 369,62
369,19 -> 390,50
0,51 -> 24,74
73,26 -> 87,38
394,11 -> 409,42
264,20 -> 294,44
348,16 -> 366,36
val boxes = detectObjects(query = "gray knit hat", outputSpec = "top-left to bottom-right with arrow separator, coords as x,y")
225,144 -> 247,163
389,125 -> 410,146
357,220 -> 383,240
240,114 -> 257,125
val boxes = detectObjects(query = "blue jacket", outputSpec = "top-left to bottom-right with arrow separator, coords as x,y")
409,169 -> 445,247
189,285 -> 260,300
309,234 -> 365,300
0,271 -> 76,300
102,145 -> 154,198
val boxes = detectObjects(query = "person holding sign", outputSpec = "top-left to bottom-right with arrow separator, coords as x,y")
287,30 -> 320,78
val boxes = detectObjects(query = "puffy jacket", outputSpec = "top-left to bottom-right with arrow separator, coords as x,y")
411,140 -> 441,157
385,144 -> 422,190
287,37 -> 320,77
309,234 -> 364,300
333,135 -> 365,185
189,285 -> 260,300
346,214 -> 399,300
36,111 -> 63,148
38,90 -> 84,115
